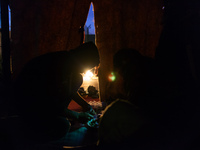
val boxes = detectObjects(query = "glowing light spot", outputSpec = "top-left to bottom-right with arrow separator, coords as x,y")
108,72 -> 116,82
83,70 -> 94,81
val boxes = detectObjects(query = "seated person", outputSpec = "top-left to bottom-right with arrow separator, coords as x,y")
98,49 -> 156,149
14,42 -> 99,141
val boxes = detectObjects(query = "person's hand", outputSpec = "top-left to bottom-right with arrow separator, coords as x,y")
87,106 -> 96,116
83,105 -> 96,116
78,112 -> 94,123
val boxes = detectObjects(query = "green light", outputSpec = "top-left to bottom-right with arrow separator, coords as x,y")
108,72 -> 116,82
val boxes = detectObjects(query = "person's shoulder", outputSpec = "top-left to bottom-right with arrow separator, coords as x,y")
100,99 -> 137,122
98,99 -> 148,144
37,51 -> 70,61
24,51 -> 70,67
105,99 -> 137,112
101,99 -> 147,125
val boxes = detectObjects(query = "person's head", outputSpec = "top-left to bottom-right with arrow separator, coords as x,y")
107,48 -> 154,104
69,42 -> 100,73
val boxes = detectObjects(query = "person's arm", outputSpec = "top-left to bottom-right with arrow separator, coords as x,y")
65,109 -> 79,120
65,108 -> 93,123
72,92 -> 96,115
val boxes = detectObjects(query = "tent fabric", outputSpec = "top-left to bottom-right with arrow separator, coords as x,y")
10,0 -> 163,100
10,0 -> 92,78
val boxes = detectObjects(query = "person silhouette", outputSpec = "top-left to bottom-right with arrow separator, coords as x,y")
14,42 -> 100,141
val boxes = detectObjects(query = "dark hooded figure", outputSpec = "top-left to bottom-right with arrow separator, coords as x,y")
98,49 -> 156,150
14,42 -> 100,141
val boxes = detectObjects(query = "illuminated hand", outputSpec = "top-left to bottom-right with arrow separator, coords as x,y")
87,105 -> 96,115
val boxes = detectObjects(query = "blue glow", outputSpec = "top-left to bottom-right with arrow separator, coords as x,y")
0,6 -> 11,30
